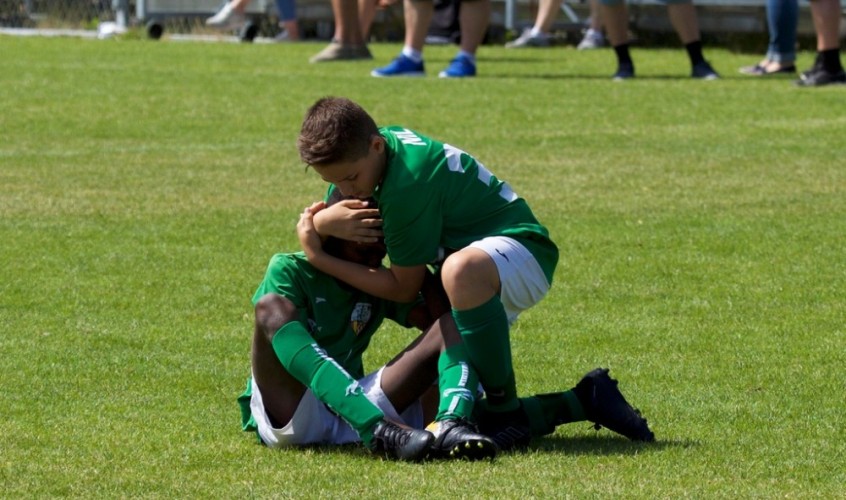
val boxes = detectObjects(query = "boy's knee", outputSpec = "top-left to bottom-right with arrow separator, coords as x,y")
254,293 -> 298,338
440,252 -> 474,290
441,250 -> 498,293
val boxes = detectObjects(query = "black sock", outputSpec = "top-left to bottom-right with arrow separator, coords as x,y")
685,41 -> 705,66
820,49 -> 844,73
614,43 -> 633,68
813,51 -> 825,69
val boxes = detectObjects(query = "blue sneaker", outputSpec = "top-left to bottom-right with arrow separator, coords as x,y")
371,54 -> 425,77
438,55 -> 476,78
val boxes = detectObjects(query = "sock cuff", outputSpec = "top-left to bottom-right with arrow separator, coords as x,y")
820,48 -> 844,72
613,43 -> 633,65
452,296 -> 504,329
562,390 -> 586,422
271,321 -> 315,368
685,40 -> 705,65
521,397 -> 556,436
401,46 -> 423,62
438,344 -> 471,372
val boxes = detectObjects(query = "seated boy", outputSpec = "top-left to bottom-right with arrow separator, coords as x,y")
238,190 -> 496,460
241,192 -> 654,460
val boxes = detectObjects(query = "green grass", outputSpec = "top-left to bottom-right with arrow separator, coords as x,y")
2,34 -> 845,497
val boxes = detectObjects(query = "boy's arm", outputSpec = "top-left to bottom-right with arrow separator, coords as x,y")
392,269 -> 450,331
298,205 -> 425,303
312,199 -> 383,244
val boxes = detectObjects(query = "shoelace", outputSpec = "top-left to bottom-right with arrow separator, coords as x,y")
376,422 -> 409,449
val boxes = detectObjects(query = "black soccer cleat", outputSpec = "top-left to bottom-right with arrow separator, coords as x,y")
370,419 -> 435,461
426,419 -> 498,460
574,368 -> 655,442
475,404 -> 533,452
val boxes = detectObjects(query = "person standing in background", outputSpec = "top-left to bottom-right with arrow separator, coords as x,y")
796,0 -> 845,86
599,0 -> 719,80
739,0 -> 798,75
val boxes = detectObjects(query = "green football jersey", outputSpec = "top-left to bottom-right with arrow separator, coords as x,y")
374,126 -> 558,284
252,252 -> 415,379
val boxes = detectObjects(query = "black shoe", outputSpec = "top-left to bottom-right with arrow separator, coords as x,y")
370,419 -> 434,461
475,404 -> 532,451
574,368 -> 655,442
426,419 -> 498,460
796,66 -> 846,87
612,64 -> 634,81
800,57 -> 824,79
692,60 -> 720,80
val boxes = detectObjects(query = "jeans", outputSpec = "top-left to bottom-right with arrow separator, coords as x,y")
766,0 -> 798,63
275,0 -> 296,22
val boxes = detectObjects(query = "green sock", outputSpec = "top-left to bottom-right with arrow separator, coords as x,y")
452,296 -> 518,412
521,391 -> 586,436
272,322 -> 384,446
435,344 -> 479,422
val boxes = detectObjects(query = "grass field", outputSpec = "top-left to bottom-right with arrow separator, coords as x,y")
1,34 -> 844,497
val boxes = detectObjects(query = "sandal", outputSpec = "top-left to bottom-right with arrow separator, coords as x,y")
739,62 -> 797,76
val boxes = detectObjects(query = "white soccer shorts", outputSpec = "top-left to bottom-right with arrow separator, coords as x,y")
250,367 -> 424,448
467,236 -> 550,325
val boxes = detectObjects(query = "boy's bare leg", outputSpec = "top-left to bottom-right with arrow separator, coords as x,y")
457,0 -> 490,55
797,0 -> 845,86
811,0 -> 841,50
380,313 -> 457,413
403,0 -> 434,52
251,295 -> 308,427
382,311 -> 497,460
667,2 -> 700,44
599,2 -> 629,46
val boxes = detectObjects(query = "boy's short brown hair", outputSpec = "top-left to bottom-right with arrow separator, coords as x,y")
297,97 -> 379,166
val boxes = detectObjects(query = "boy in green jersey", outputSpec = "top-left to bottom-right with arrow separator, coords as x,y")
294,97 -> 653,449
241,190 -> 498,461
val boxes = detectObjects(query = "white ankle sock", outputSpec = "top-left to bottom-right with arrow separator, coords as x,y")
401,46 -> 423,63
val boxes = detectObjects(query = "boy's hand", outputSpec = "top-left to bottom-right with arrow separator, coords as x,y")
312,199 -> 383,244
297,204 -> 325,261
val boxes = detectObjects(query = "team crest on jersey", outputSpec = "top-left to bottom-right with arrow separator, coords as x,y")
350,302 -> 372,335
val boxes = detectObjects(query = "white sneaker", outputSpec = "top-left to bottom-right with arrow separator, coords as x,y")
577,28 -> 606,50
205,3 -> 245,30
505,28 -> 550,48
